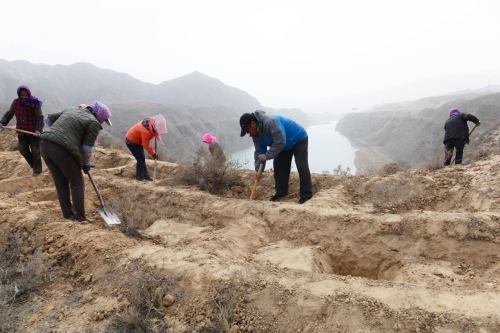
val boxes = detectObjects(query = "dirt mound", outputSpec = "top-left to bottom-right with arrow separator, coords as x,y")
1,129 -> 500,333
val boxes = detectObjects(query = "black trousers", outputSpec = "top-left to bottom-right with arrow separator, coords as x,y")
273,137 -> 313,199
444,138 -> 466,165
40,140 -> 86,221
126,141 -> 150,180
18,135 -> 42,173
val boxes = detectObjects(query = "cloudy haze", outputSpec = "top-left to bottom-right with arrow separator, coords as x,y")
1,0 -> 500,113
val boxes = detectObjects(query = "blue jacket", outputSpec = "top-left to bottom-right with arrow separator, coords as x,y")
252,110 -> 307,171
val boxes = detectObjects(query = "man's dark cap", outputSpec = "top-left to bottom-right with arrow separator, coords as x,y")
240,113 -> 255,137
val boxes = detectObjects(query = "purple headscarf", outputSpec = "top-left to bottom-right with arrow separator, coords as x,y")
16,85 -> 43,108
449,109 -> 461,118
87,101 -> 112,126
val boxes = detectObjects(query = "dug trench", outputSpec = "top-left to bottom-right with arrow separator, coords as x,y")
1,129 -> 500,332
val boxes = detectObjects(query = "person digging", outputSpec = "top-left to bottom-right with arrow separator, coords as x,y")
443,108 -> 480,166
0,86 -> 44,176
240,111 -> 313,204
125,115 -> 167,182
40,102 -> 112,223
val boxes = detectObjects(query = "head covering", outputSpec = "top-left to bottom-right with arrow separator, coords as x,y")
151,115 -> 167,145
78,104 -> 88,109
87,101 -> 112,126
203,133 -> 218,152
449,109 -> 461,118
239,113 -> 256,137
16,85 -> 42,108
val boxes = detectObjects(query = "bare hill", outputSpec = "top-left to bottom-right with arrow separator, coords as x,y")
1,128 -> 500,332
337,92 -> 500,173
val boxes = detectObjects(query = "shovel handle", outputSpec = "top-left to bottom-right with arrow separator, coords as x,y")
87,172 -> 105,207
250,163 -> 264,200
154,137 -> 157,184
3,127 -> 40,136
451,124 -> 478,165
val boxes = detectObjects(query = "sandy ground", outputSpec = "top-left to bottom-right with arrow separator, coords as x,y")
1,129 -> 500,333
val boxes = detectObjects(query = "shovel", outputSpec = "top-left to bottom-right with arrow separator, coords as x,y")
2,127 -> 40,136
451,124 -> 478,165
87,172 -> 121,225
154,137 -> 157,184
250,163 -> 264,200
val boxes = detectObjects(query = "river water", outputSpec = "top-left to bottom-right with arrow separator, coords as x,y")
231,121 -> 356,174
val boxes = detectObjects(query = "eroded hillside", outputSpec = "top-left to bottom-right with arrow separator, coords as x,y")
1,129 -> 500,333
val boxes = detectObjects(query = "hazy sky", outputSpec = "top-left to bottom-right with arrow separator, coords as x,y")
1,0 -> 500,113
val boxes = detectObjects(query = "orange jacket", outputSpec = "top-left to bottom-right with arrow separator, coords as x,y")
126,121 -> 156,156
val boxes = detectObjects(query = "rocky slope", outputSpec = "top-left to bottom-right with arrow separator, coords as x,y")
337,92 -> 500,173
1,129 -> 500,332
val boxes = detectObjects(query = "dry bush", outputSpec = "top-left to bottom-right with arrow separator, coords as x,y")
0,231 -> 54,332
176,147 -> 243,195
108,190 -> 157,238
332,164 -> 351,176
200,271 -> 247,333
106,262 -> 189,333
420,150 -> 445,171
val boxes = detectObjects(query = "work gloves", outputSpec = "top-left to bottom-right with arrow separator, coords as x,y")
477,121 -> 481,126
152,154 -> 158,160
82,165 -> 91,174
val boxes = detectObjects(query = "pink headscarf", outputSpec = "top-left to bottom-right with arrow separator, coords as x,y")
202,133 -> 218,152
151,115 -> 167,145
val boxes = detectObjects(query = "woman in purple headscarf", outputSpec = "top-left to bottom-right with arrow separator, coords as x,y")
40,102 -> 112,222
443,108 -> 480,165
0,86 -> 44,176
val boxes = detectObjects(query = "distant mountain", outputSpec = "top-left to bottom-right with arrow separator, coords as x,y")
152,71 -> 262,111
336,92 -> 500,172
0,60 -> 263,113
0,59 -> 310,156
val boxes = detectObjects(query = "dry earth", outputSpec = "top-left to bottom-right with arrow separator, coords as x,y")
1,129 -> 500,333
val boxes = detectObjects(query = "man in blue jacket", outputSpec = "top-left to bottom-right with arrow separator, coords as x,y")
240,111 -> 313,204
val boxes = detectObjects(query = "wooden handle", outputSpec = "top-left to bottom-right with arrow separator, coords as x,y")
3,127 -> 39,136
250,163 -> 264,200
451,124 -> 478,165
154,137 -> 157,184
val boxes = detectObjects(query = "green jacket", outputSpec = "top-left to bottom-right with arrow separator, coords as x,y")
40,108 -> 102,167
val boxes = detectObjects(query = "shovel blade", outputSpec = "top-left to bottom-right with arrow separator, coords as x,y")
97,204 -> 121,225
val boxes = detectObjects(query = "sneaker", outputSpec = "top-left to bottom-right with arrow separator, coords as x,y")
144,174 -> 153,181
270,194 -> 286,202
298,197 -> 311,204
32,172 -> 41,177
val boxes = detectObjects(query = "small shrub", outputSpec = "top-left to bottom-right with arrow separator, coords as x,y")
176,147 -> 243,195
420,150 -> 445,171
333,164 -> 351,176
106,263 -> 189,333
109,190 -> 156,238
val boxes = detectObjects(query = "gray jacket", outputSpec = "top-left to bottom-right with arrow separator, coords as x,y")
40,108 -> 101,167
252,110 -> 286,169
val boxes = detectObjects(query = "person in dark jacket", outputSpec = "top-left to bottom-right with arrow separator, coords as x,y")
0,86 -> 44,176
40,102 -> 112,222
240,110 -> 313,204
443,108 -> 480,165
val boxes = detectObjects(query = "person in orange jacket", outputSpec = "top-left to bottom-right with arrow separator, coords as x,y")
125,115 -> 167,181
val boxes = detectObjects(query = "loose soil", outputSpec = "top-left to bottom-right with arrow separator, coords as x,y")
1,129 -> 500,333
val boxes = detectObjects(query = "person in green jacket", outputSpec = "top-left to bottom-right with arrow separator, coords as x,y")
40,102 -> 112,223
